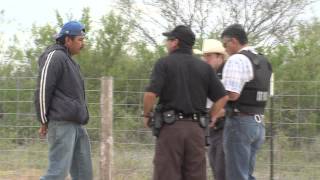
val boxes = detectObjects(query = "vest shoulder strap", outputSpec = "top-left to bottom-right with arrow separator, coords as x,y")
238,50 -> 260,66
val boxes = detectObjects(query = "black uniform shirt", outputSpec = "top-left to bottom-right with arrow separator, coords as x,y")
146,48 -> 226,114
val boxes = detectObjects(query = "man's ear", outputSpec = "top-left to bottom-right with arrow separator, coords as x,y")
64,36 -> 72,46
174,38 -> 179,47
65,36 -> 70,43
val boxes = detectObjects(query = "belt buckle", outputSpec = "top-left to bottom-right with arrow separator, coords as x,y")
254,114 -> 262,123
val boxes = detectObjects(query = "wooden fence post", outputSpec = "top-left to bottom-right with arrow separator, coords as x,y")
100,76 -> 113,180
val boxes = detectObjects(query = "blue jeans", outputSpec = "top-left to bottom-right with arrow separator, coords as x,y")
208,129 -> 225,180
40,120 -> 93,180
223,115 -> 265,180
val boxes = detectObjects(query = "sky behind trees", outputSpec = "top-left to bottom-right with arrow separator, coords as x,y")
1,0 -> 320,44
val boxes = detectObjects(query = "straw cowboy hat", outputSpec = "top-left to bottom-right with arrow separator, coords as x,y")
193,39 -> 227,57
202,39 -> 227,56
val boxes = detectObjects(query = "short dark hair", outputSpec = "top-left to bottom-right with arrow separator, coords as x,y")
221,24 -> 248,45
56,35 -> 76,45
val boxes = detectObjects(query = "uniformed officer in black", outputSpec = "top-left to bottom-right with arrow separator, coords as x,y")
143,25 -> 228,180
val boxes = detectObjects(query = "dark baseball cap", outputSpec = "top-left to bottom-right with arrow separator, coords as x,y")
55,21 -> 86,40
162,25 -> 195,46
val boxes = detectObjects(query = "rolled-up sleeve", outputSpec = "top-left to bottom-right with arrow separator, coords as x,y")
145,59 -> 166,96
222,54 -> 253,94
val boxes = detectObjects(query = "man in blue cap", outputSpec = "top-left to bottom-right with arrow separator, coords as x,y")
34,21 -> 93,180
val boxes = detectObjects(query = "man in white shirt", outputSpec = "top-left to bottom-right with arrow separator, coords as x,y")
220,24 -> 272,180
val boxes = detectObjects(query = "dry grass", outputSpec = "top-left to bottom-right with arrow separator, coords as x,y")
0,140 -> 319,180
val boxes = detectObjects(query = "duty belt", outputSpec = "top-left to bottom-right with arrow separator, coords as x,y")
231,112 -> 264,123
175,112 -> 200,121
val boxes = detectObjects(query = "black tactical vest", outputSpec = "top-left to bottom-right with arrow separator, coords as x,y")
216,63 -> 224,80
229,50 -> 272,114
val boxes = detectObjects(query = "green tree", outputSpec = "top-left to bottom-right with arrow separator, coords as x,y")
85,12 -> 133,77
267,19 -> 320,143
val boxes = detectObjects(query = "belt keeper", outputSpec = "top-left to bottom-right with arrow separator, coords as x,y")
192,114 -> 198,120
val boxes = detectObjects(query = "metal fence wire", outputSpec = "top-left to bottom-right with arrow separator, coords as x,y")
0,77 -> 319,180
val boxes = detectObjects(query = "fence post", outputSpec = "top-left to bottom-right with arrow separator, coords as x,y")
269,96 -> 274,180
269,74 -> 275,180
100,76 -> 113,180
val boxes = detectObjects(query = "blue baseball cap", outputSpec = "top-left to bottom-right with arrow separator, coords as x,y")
55,21 -> 85,40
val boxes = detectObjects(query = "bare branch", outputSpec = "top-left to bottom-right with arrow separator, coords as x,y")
117,0 -> 312,48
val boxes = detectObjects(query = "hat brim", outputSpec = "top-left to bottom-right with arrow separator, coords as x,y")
203,50 -> 227,55
193,49 -> 203,55
162,32 -> 171,36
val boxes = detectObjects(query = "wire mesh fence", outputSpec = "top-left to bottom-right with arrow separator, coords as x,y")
0,77 -> 319,180
0,77 -> 102,180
